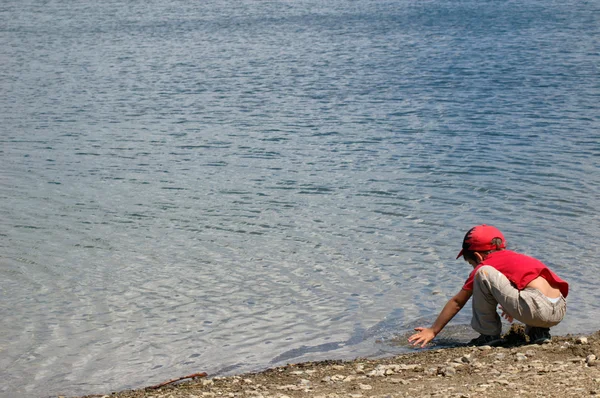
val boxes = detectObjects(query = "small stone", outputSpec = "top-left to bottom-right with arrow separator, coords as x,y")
478,345 -> 493,350
298,379 -> 312,388
343,375 -> 357,383
424,367 -> 437,376
440,366 -> 456,377
331,374 -> 346,381
202,379 -> 214,386
358,383 -> 373,390
277,384 -> 299,391
495,353 -> 506,360
493,379 -> 510,385
367,368 -> 386,377
587,354 -> 597,366
576,337 -> 589,345
516,353 -> 528,361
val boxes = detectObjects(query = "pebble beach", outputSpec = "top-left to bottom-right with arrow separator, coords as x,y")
76,330 -> 600,398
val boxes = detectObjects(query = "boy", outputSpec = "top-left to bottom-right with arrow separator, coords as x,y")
408,224 -> 568,347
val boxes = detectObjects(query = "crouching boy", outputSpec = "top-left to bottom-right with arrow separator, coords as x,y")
408,224 -> 568,347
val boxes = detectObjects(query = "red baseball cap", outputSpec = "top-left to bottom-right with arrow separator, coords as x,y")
456,224 -> 506,259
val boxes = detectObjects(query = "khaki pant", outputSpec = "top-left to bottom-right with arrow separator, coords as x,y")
471,265 -> 567,336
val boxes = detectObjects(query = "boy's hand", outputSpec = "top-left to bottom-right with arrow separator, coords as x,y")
498,305 -> 514,323
408,327 -> 436,348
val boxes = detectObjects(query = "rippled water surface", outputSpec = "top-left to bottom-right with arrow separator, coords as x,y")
1,0 -> 599,396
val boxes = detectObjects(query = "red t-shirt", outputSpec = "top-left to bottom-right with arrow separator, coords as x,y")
462,250 -> 569,297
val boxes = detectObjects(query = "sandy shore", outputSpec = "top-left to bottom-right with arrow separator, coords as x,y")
76,330 -> 600,398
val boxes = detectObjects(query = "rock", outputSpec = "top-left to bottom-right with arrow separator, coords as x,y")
439,366 -> 456,377
495,353 -> 506,360
587,354 -> 597,366
277,384 -> 300,391
298,379 -> 312,388
576,337 -> 588,345
358,383 -> 373,390
452,355 -> 472,364
516,353 -> 528,361
367,368 -> 386,377
331,374 -> 346,382
478,345 -> 493,351
424,367 -> 437,376
343,375 -> 357,383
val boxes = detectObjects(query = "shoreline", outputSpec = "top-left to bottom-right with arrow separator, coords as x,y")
76,330 -> 600,398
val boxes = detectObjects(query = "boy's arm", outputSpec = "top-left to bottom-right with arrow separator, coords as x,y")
408,289 -> 472,348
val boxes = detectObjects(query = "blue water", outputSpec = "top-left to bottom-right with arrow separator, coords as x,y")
1,0 -> 598,396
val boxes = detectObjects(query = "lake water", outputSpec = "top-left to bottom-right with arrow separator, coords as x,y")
1,0 -> 598,396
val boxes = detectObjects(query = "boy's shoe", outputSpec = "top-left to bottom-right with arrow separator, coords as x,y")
526,327 -> 551,344
467,334 -> 503,347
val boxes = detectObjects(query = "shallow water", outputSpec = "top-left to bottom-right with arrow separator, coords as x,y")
1,0 -> 599,396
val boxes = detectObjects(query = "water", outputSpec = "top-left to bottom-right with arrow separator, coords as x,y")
1,0 -> 598,396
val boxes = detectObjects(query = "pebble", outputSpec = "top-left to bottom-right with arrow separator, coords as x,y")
576,337 -> 589,345
424,367 -> 437,376
439,366 -> 456,377
516,353 -> 528,361
587,354 -> 597,366
358,383 -> 373,390
367,368 -> 386,377
299,379 -> 312,388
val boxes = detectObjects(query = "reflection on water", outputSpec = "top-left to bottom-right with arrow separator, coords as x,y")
1,0 -> 599,396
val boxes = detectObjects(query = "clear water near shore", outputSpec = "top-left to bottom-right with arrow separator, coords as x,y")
1,0 -> 599,397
